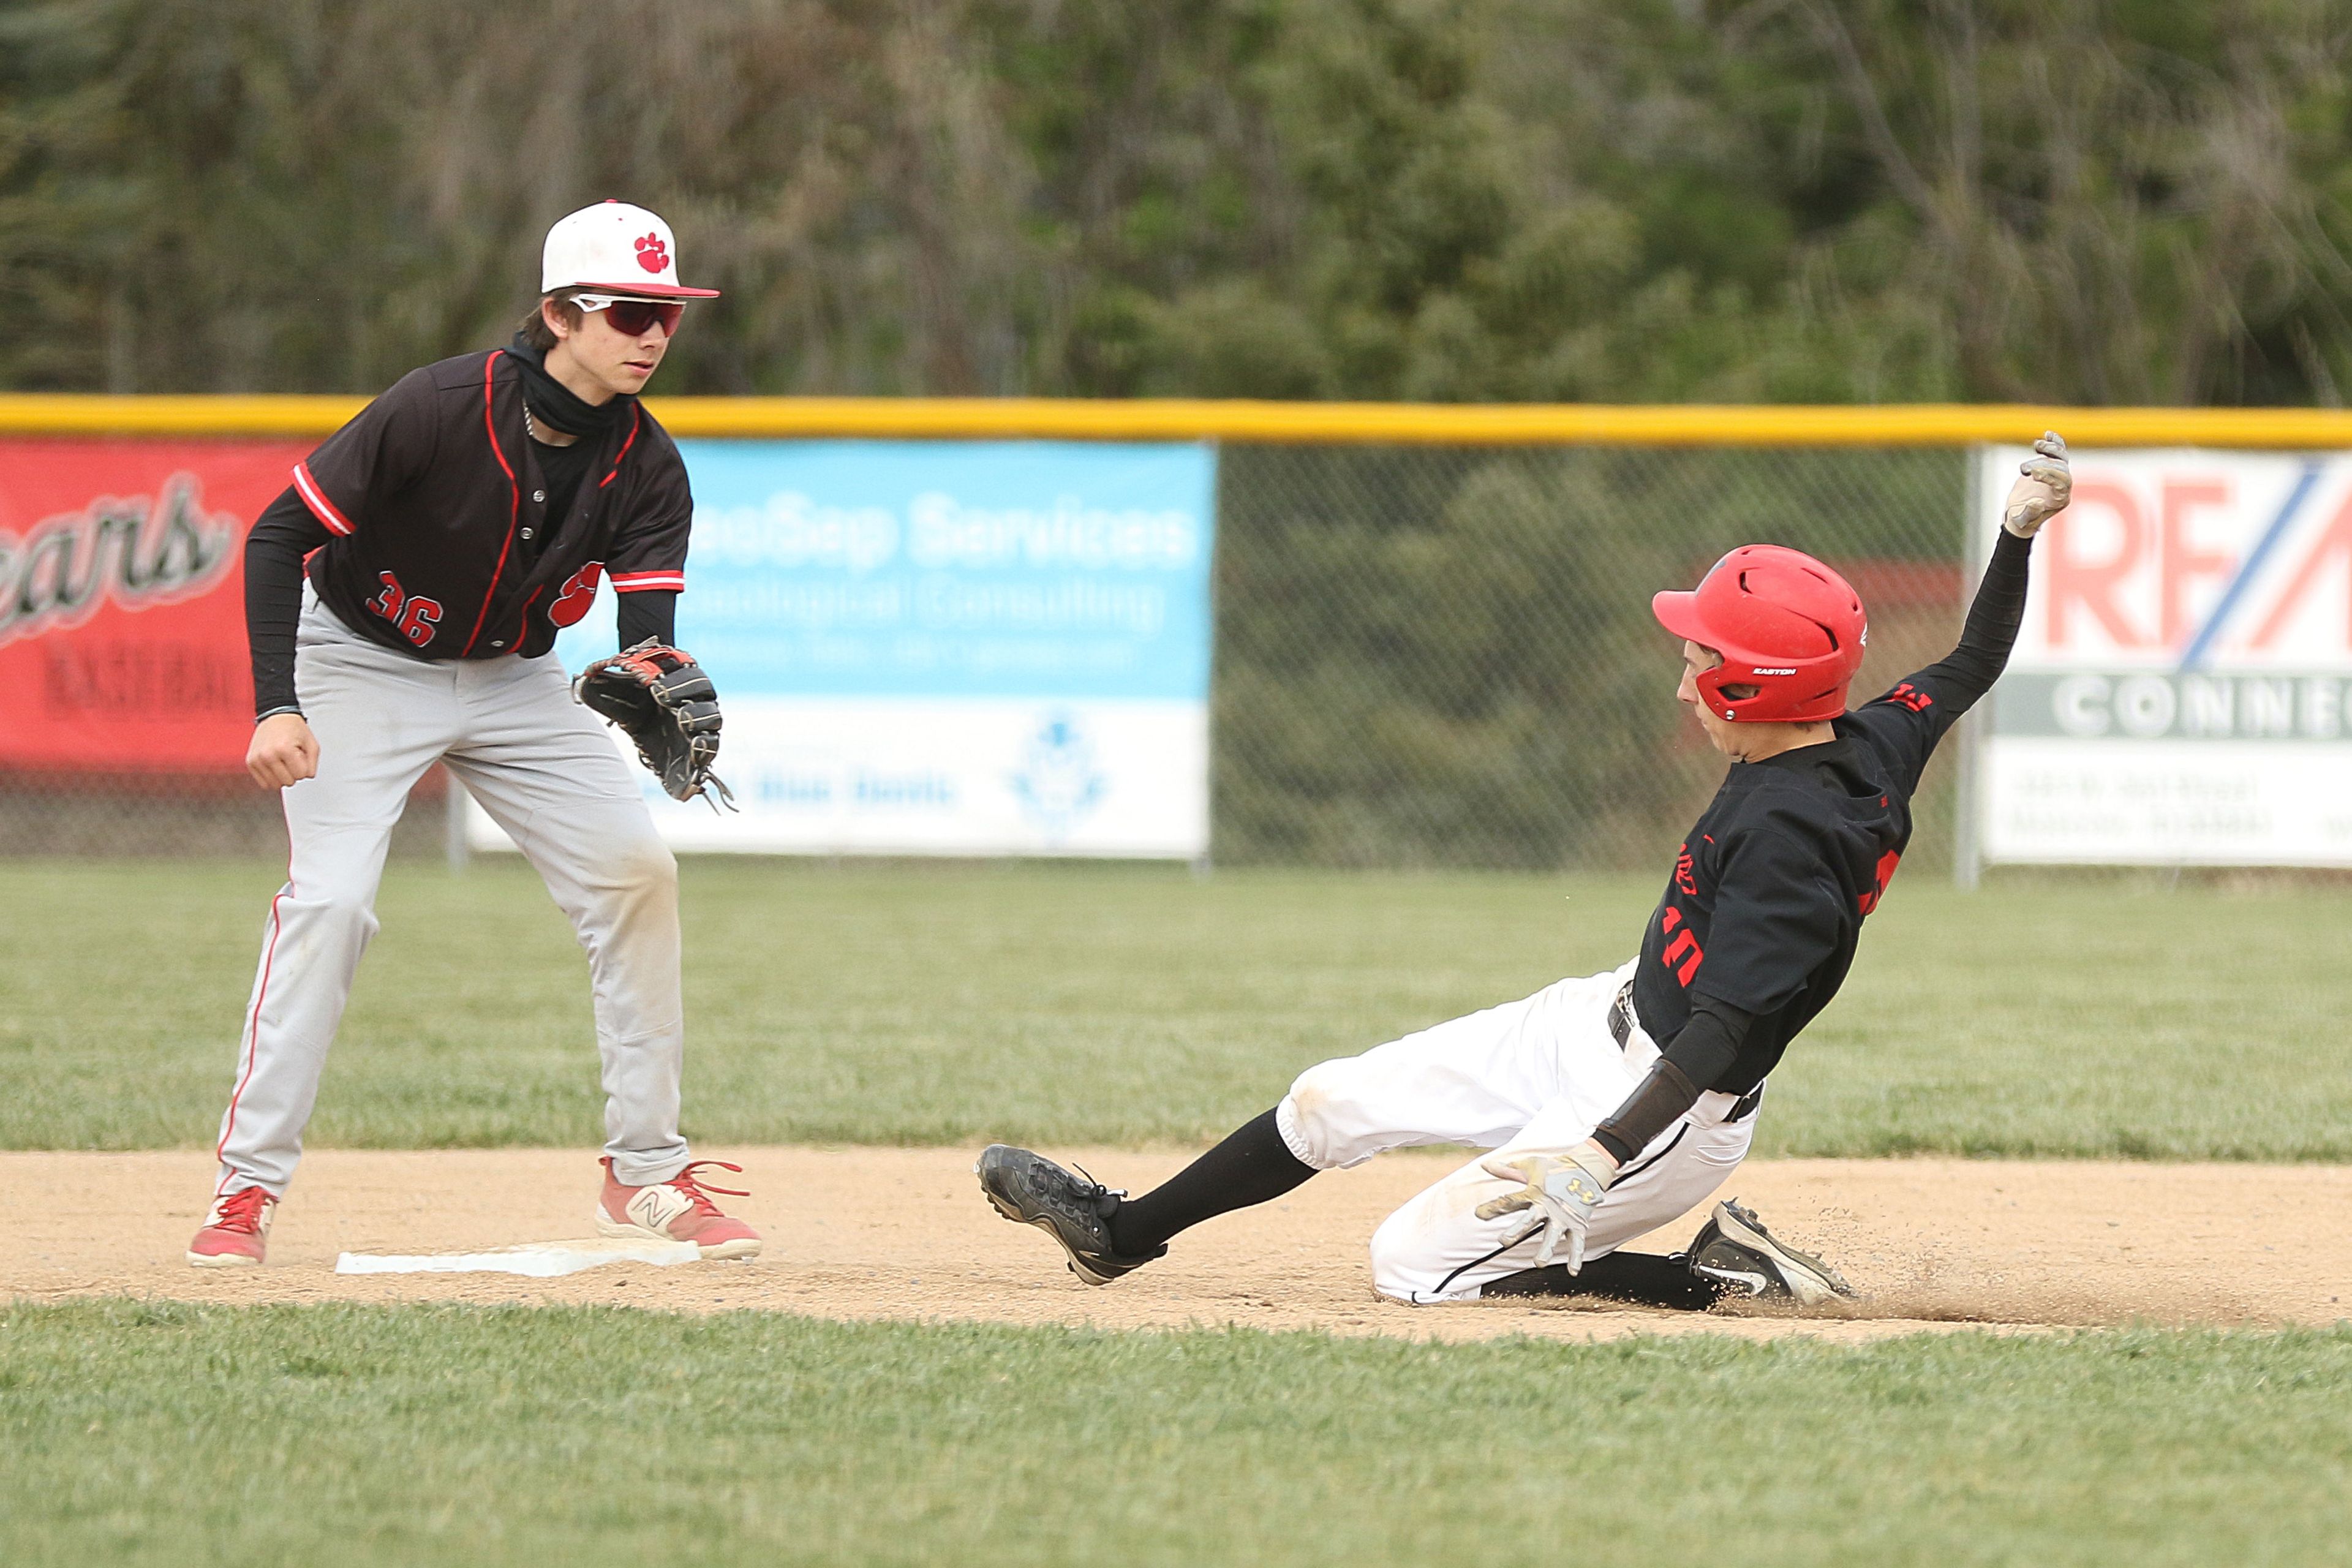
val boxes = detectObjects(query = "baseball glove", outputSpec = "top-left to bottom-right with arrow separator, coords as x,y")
572,640 -> 736,810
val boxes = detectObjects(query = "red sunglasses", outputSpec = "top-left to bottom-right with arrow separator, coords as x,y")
570,293 -> 685,336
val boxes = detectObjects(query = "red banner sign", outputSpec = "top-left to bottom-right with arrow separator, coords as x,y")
0,439 -> 306,771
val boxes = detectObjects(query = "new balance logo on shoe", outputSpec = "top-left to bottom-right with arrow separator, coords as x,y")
626,1183 -> 696,1232
594,1158 -> 763,1260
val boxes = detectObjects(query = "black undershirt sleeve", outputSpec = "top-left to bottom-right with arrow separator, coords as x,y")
615,590 -> 679,649
1909,529 -> 2034,714
1661,993 -> 1752,1093
1589,994 -> 1755,1164
246,486 -> 331,719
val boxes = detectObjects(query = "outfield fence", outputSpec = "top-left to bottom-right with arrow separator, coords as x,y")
1211,442 -> 1966,870
1,399 -> 2338,871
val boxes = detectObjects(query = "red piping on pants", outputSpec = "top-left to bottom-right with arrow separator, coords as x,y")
214,877 -> 291,1194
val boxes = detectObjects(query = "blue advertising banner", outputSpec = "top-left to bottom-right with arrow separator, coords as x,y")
492,439 -> 1218,857
650,440 -> 1213,699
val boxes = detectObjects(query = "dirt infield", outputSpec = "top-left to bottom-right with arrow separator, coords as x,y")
9,1149 -> 2348,1343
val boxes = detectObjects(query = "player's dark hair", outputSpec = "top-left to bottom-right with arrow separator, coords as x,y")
517,292 -> 584,353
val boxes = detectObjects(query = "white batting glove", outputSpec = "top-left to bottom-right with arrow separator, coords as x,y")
2004,430 -> 2071,538
1474,1145 -> 1616,1272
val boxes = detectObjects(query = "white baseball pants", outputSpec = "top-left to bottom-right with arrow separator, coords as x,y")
1275,960 -> 1757,1302
212,592 -> 691,1197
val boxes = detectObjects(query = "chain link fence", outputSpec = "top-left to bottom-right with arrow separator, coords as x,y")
0,442 -> 1969,868
1212,444 -> 1969,872
0,767 -> 453,861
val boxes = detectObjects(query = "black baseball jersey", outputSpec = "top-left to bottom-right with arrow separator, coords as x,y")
1629,530 -> 2034,1094
288,348 -> 690,662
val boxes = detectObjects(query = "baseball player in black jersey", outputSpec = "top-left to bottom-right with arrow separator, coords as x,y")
189,202 -> 758,1267
978,435 -> 2074,1308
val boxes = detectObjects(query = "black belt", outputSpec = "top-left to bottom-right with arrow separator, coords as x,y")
1608,980 -> 1763,1125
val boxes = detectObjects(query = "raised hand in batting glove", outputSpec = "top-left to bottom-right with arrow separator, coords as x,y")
2004,430 -> 2072,538
1474,1144 -> 1618,1272
573,639 -> 736,811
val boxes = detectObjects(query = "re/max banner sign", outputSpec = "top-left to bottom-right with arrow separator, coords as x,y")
1976,447 -> 2352,868
2003,448 -> 2352,673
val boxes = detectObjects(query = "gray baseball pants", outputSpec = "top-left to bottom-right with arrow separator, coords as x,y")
212,592 -> 692,1197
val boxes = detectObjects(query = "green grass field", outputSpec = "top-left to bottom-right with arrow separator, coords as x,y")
4,858 -> 2348,1158
8,858 -> 2350,1564
2,1303 -> 2347,1568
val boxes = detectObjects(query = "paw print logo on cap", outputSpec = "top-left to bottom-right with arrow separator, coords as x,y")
635,233 -> 669,274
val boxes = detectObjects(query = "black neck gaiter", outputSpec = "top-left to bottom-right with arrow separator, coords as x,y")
505,334 -> 632,440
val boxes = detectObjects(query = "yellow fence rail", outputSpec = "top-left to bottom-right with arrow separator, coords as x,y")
4,393 -> 2352,447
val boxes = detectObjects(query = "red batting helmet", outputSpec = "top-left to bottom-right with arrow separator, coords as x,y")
1651,545 -> 1867,723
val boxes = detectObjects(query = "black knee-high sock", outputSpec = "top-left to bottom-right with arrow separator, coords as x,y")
1107,1107 -> 1316,1256
1480,1251 -> 1726,1311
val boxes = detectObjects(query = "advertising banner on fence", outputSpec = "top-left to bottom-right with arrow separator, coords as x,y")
0,439 -> 301,771
473,439 -> 1217,857
1975,446 -> 2352,866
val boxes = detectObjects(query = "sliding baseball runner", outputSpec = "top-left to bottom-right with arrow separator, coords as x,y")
981,437 -> 2073,1306
190,202 -> 757,1267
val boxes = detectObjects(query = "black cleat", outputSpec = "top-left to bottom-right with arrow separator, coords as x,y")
974,1144 -> 1166,1286
1683,1198 -> 1857,1307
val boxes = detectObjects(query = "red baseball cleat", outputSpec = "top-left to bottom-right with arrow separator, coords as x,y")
595,1158 -> 761,1260
187,1186 -> 276,1268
